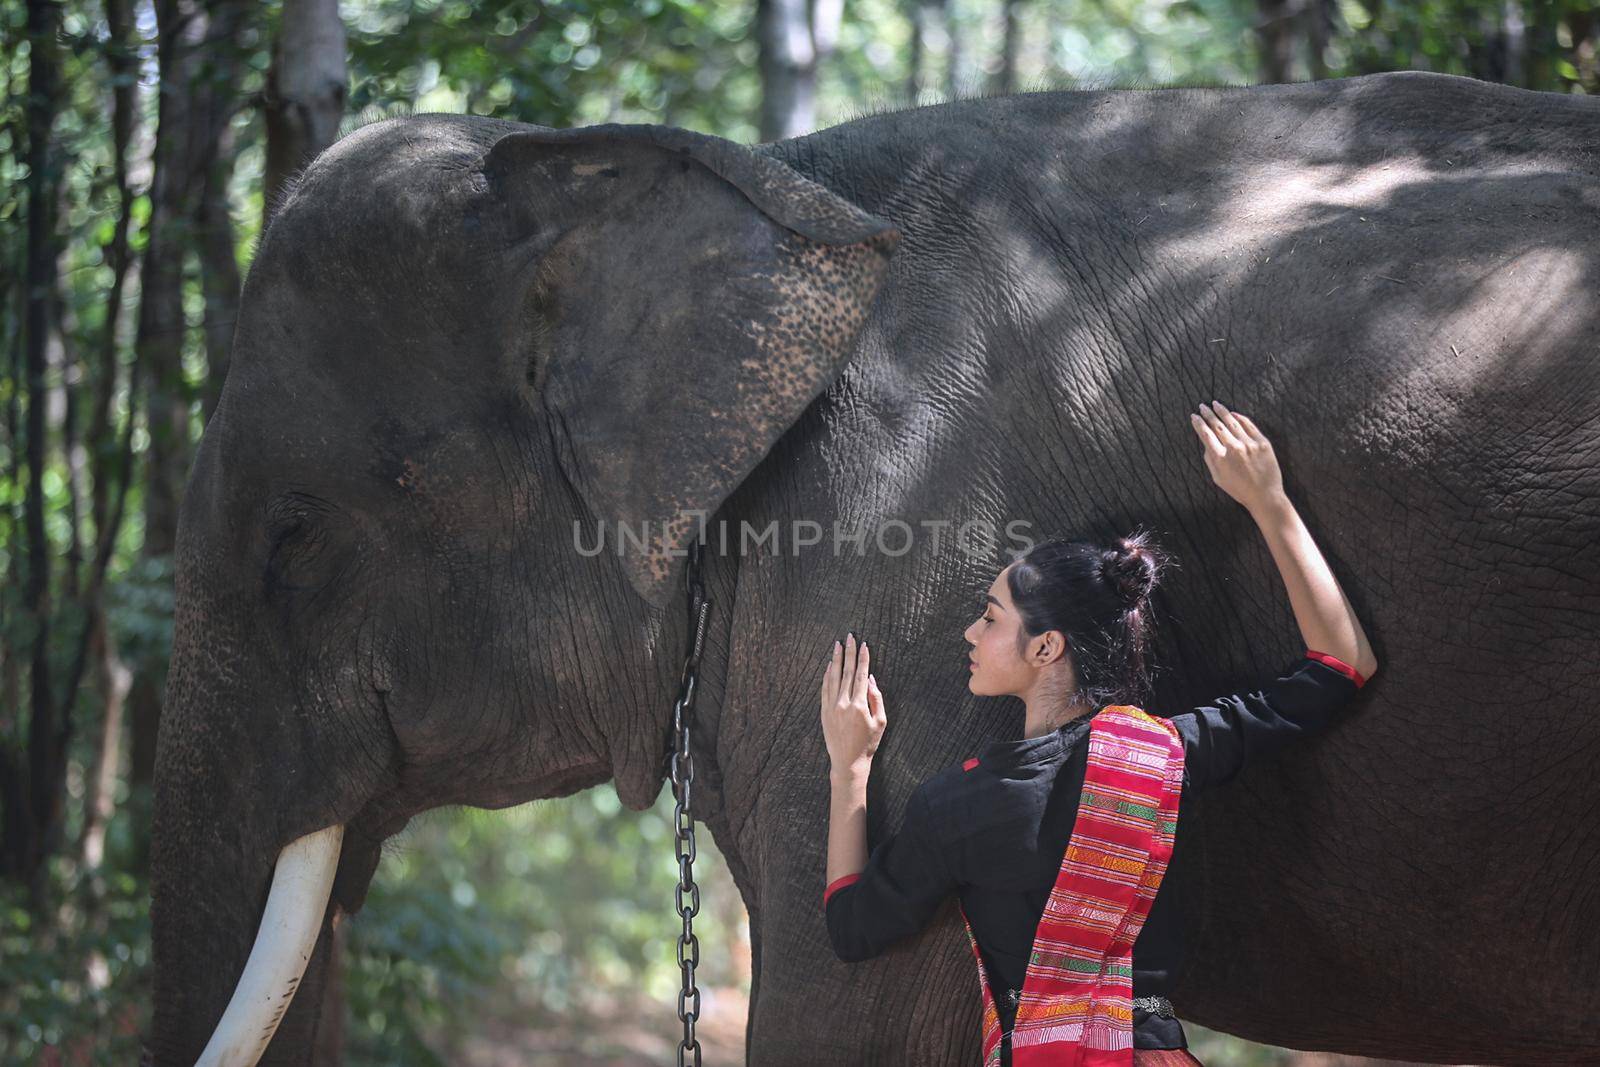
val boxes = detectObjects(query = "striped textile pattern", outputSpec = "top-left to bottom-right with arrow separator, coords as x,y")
959,706 -> 1185,1066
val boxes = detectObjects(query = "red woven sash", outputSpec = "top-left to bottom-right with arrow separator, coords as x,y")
959,705 -> 1185,1066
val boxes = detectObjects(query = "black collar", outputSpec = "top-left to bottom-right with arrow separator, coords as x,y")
978,711 -> 1095,769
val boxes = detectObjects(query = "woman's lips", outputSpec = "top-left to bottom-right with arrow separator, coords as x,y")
968,660 -> 977,671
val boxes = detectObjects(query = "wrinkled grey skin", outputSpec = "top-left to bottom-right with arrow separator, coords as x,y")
147,68 -> 1600,1065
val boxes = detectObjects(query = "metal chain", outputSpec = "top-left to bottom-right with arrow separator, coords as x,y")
671,539 -> 711,1067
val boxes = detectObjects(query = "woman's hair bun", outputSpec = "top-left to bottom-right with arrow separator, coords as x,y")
1100,532 -> 1162,611
1006,526 -> 1174,709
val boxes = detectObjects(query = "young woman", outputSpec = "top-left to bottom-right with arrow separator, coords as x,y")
819,400 -> 1379,1066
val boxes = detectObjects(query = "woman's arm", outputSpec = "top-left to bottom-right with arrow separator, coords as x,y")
823,782 -> 957,962
1171,654 -> 1364,793
1170,402 -> 1378,792
821,634 -> 883,890
1193,402 -> 1379,682
827,765 -> 869,891
818,635 -> 956,962
1246,492 -> 1377,682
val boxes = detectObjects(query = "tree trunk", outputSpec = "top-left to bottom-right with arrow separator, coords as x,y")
80,615 -> 132,872
5,0 -> 66,916
757,0 -> 816,142
813,0 -> 842,81
992,0 -> 1020,97
126,0 -> 254,870
262,0 -> 348,234
196,124 -> 242,425
905,0 -> 926,107
1305,0 -> 1330,80
943,0 -> 960,101
74,0 -> 142,883
1256,0 -> 1297,84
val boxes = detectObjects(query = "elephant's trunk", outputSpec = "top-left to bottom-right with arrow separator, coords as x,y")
146,582 -> 352,1066
193,825 -> 345,1066
146,715 -> 346,1067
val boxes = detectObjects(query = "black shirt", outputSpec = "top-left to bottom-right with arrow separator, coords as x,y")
824,652 -> 1366,1050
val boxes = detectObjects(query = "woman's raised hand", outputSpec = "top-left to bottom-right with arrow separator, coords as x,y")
820,633 -> 885,776
1190,401 -> 1285,513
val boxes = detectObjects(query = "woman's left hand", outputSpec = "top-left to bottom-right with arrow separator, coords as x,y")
820,634 -> 885,775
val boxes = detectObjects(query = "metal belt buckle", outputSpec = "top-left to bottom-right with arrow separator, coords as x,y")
1131,994 -> 1176,1019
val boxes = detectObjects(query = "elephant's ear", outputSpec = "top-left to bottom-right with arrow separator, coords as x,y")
482,123 -> 901,611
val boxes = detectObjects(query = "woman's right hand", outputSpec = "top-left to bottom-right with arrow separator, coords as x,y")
1190,401 -> 1285,512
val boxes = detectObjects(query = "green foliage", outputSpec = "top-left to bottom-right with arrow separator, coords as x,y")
343,784 -> 747,1061
345,866 -> 518,1065
340,0 -> 763,137
1185,1021 -> 1302,1065
0,836 -> 152,1062
102,554 -> 175,677
1334,0 -> 1598,90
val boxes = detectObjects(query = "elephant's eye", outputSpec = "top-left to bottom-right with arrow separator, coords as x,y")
266,514 -> 305,548
260,492 -> 353,612
265,491 -> 332,540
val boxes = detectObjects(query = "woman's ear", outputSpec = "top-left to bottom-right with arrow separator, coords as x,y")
481,123 -> 901,610
1033,631 -> 1068,667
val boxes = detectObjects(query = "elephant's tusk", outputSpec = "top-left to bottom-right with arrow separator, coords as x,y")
195,823 -> 345,1067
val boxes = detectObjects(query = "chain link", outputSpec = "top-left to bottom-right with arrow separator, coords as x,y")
671,539 -> 712,1067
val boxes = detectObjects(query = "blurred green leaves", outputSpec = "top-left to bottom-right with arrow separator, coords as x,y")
343,783 -> 747,1062
0,856 -> 152,1062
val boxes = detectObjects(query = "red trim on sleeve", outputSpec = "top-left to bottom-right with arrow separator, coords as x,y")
824,873 -> 861,906
1304,649 -> 1367,689
962,757 -> 980,772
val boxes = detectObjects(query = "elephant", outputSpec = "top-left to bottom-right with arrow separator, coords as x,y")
143,67 -> 1600,1065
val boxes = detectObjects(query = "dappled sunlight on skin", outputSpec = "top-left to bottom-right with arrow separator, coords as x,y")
742,69 -> 1599,1065
1144,159 -> 1594,372
1146,156 -> 1593,240
1407,243 -> 1590,380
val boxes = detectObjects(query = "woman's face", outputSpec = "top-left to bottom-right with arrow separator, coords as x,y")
964,563 -> 1052,697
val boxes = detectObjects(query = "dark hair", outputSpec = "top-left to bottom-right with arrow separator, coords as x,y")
1004,527 -> 1174,711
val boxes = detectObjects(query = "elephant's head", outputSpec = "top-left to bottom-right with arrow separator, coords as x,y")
145,115 -> 899,1065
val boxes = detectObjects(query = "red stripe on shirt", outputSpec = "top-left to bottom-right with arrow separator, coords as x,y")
1305,648 -> 1367,688
824,872 -> 861,906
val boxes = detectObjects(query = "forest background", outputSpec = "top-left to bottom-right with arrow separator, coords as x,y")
2,0 -> 1595,1062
